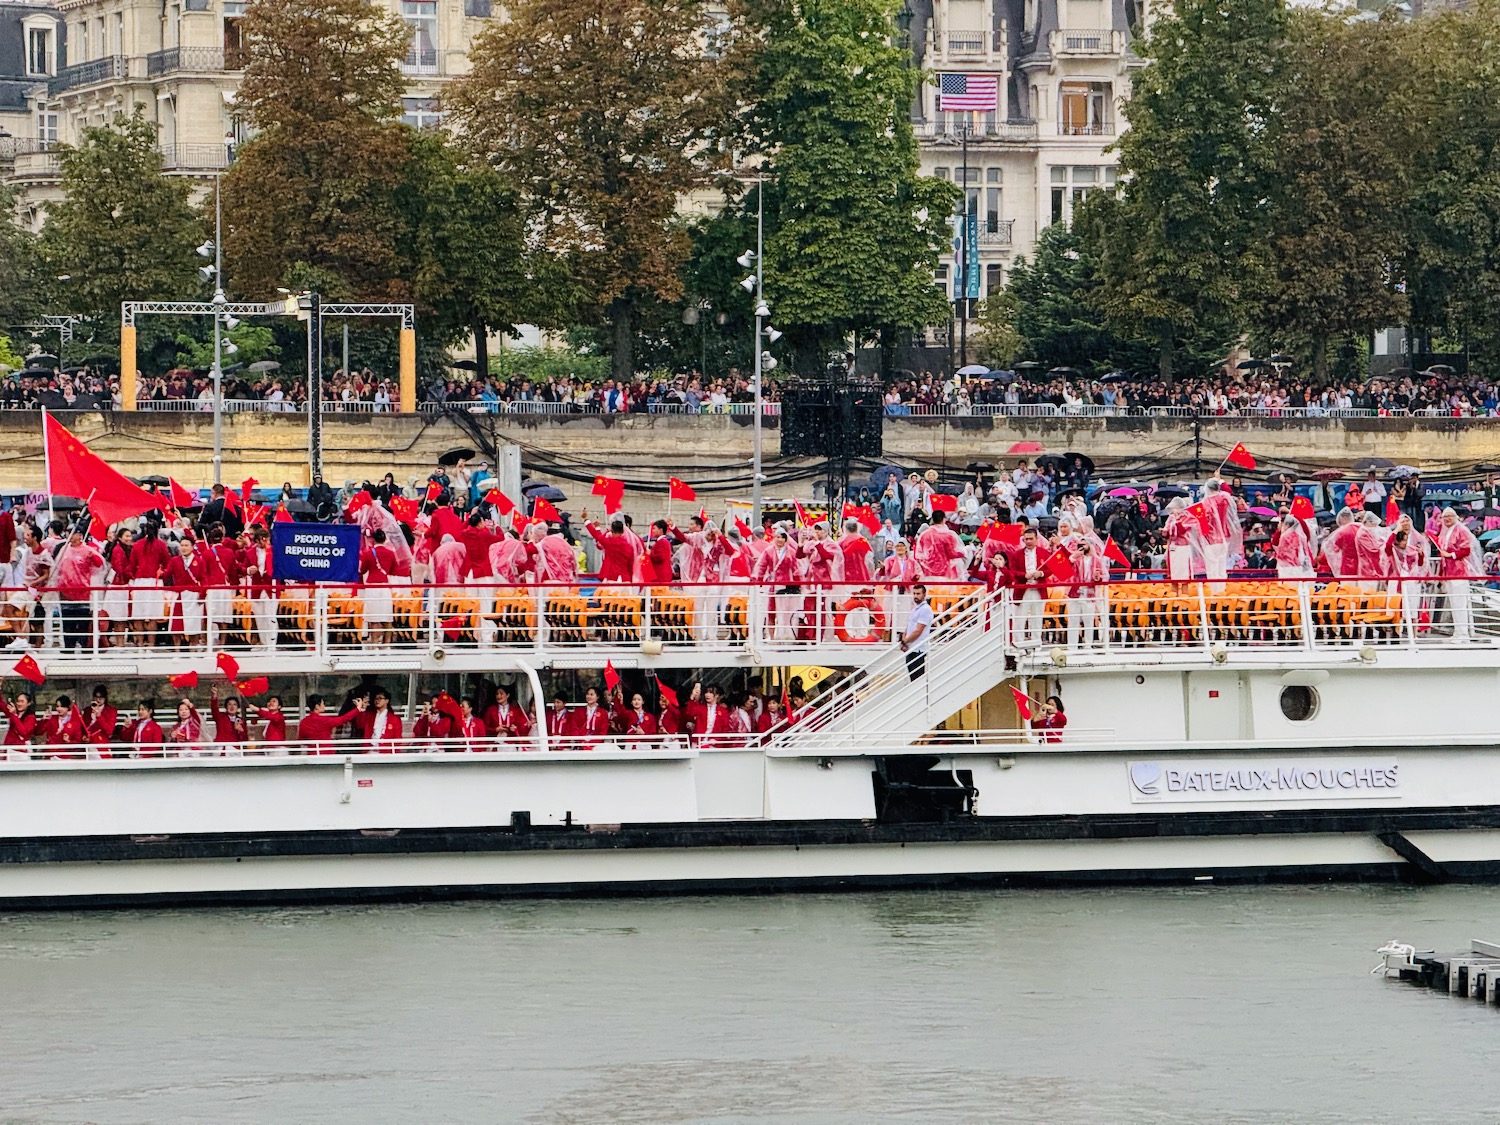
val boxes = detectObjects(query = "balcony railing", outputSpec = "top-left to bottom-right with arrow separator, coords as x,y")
8,150 -> 61,181
1057,29 -> 1119,53
1060,122 -> 1114,136
944,30 -> 987,55
913,119 -> 1038,143
146,46 -> 236,76
0,137 -> 55,160
977,221 -> 1014,247
401,46 -> 439,74
158,143 -> 231,171
48,54 -> 126,95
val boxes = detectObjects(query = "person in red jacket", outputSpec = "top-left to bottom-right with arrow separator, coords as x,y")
543,695 -> 570,743
123,700 -> 164,758
100,526 -> 134,649
452,697 -> 488,750
355,687 -> 405,751
583,513 -> 638,583
203,525 -> 240,642
83,685 -> 119,747
484,684 -> 532,742
243,526 -> 278,651
693,683 -> 734,746
756,696 -> 787,738
128,523 -> 171,646
565,686 -> 610,747
0,690 -> 37,755
209,687 -> 250,749
413,693 -> 455,745
161,538 -> 205,649
38,696 -> 88,758
613,690 -> 658,737
752,526 -> 803,640
359,530 -> 398,649
643,521 -> 677,585
680,681 -> 705,737
296,693 -> 365,753
251,695 -> 287,745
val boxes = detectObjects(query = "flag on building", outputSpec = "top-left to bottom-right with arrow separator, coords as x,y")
938,73 -> 999,112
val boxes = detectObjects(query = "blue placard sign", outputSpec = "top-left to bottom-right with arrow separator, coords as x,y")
271,523 -> 361,583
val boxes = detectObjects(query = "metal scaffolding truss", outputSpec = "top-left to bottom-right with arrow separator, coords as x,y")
121,301 -> 281,327
320,303 -> 416,331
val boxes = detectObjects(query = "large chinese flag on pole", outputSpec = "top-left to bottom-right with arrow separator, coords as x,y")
43,412 -> 161,527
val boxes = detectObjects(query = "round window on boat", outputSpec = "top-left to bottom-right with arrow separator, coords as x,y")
1279,685 -> 1318,722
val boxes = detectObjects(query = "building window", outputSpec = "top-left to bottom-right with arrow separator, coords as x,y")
986,167 -> 1002,184
985,187 -> 1002,233
1048,165 -> 1117,226
985,263 -> 1003,295
401,97 -> 443,130
402,1 -> 439,73
26,27 -> 53,75
37,111 -> 58,145
933,166 -> 950,180
464,0 -> 492,14
1059,82 -> 1112,135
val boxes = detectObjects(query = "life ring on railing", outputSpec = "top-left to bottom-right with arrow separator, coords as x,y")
834,596 -> 887,643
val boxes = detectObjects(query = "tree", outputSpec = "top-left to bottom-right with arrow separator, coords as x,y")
992,225 -> 1120,372
0,186 -> 43,332
395,132 -> 531,379
738,0 -> 958,373
1253,11 -> 1411,379
37,111 -> 203,344
448,0 -> 735,380
1085,0 -> 1286,378
221,0 -> 411,299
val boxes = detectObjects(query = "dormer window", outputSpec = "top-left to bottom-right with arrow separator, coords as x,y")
27,27 -> 54,76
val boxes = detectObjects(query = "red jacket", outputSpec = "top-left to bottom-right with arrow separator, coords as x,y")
210,698 -> 249,743
1,699 -> 36,746
355,708 -> 405,749
252,706 -> 287,741
643,536 -> 675,584
296,708 -> 360,752
244,544 -> 276,593
461,526 -> 500,579
586,523 -> 637,582
127,537 -> 170,581
484,701 -> 532,738
414,713 -> 453,742
753,543 -> 801,584
124,717 -> 164,752
161,554 -> 199,594
693,702 -> 734,742
565,705 -> 610,743
83,703 -> 118,744
612,703 -> 658,736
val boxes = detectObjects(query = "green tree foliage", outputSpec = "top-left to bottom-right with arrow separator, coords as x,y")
0,187 -> 43,331
992,225 -> 1119,372
448,0 -> 735,381
1085,0 -> 1285,378
222,0 -> 411,299
737,0 -> 958,372
173,323 -> 279,369
37,111 -> 203,346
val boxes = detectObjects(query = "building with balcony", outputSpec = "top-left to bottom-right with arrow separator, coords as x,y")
909,0 -> 1144,332
0,0 -> 493,224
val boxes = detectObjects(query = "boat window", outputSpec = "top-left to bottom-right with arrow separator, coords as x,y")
1279,686 -> 1318,722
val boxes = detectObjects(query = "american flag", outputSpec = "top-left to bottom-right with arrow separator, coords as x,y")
938,73 -> 999,112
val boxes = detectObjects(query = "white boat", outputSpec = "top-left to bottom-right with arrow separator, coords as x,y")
3,576 -> 1499,907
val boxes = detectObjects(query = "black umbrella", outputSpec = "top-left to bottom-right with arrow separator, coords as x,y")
450,359 -> 480,372
282,498 -> 315,516
528,485 -> 567,503
49,496 -> 85,511
1315,510 -> 1338,526
984,369 -> 1016,384
1048,366 -> 1082,378
1153,485 -> 1190,499
26,353 -> 58,366
137,474 -> 170,486
60,365 -> 86,375
1237,359 -> 1268,370
868,464 -> 908,495
438,447 -> 477,467
1013,361 -> 1044,371
1269,354 -> 1295,364
1473,506 -> 1500,519
965,461 -> 995,473
1035,516 -> 1060,534
1034,453 -> 1065,470
1474,462 -> 1500,474
1353,457 -> 1394,471
1063,452 -> 1096,472
521,479 -> 555,495
1100,371 -> 1131,384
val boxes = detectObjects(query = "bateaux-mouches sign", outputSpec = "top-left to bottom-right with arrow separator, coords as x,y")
1128,759 -> 1400,803
271,523 -> 361,583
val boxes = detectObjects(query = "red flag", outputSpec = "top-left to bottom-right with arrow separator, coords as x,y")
1384,497 -> 1399,525
930,493 -> 958,513
657,680 -> 678,709
842,503 -> 879,534
1010,686 -> 1033,720
216,652 -> 241,682
168,671 -> 199,690
983,523 -> 1023,548
434,692 -> 463,721
668,477 -> 696,502
697,506 -> 708,525
236,676 -> 270,697
1042,550 -> 1075,583
424,481 -> 443,504
239,477 -> 259,504
604,661 -> 620,692
1290,495 -> 1315,521
734,516 -> 753,539
533,497 -> 561,523
168,477 -> 197,509
1224,442 -> 1257,471
440,615 -> 467,640
222,488 -> 242,514
1104,536 -> 1131,568
12,653 -> 44,685
592,475 -> 624,498
511,512 -> 531,535
485,489 -> 514,516
43,413 -> 162,527
1186,501 -> 1210,523
603,489 -> 624,516
794,500 -> 813,528
344,489 -> 373,517
273,503 -> 293,524
244,503 -> 268,528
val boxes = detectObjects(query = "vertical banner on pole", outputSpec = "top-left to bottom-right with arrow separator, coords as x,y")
120,324 -> 137,412
399,327 -> 416,414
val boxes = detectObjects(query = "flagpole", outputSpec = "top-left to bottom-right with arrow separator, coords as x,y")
41,407 -> 54,528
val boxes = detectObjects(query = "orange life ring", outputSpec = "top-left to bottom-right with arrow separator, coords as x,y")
834,596 -> 888,643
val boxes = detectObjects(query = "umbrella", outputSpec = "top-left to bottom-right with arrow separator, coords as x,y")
1481,530 -> 1500,546
1100,371 -> 1131,384
1245,531 -> 1272,544
1007,442 -> 1045,455
1013,361 -> 1044,371
1247,506 -> 1277,519
955,363 -> 988,376
1034,453 -> 1066,470
438,448 -> 477,467
248,360 -> 281,373
1353,456 -> 1394,471
450,358 -> 481,372
1389,465 -> 1419,480
60,365 -> 85,375
1473,506 -> 1500,519
1061,451 -> 1096,472
1153,485 -> 1190,499
1108,487 -> 1139,497
867,464 -> 908,494
1269,354 -> 1295,364
1315,510 -> 1338,526
281,498 -> 315,516
50,496 -> 85,511
965,461 -> 995,473
528,485 -> 566,503
25,353 -> 58,366
984,369 -> 1016,384
1048,366 -> 1082,378
137,474 -> 170,486
521,479 -> 556,495
1035,516 -> 1060,534
1422,364 -> 1457,376
1236,360 -> 1268,370
1310,468 -> 1342,482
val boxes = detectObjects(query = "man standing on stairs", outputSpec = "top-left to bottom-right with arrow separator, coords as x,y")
898,584 -> 933,682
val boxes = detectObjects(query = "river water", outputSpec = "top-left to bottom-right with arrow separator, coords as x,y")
0,884 -> 1496,1124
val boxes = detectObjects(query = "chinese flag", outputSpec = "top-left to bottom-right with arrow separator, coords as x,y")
43,413 -> 162,527
532,497 -> 561,523
604,660 -> 620,692
486,489 -> 515,516
930,493 -> 958,513
12,653 -> 44,685
511,512 -> 531,535
273,503 -> 293,524
668,477 -> 696,502
240,477 -> 260,504
434,692 -> 463,722
1290,496 -> 1315,521
1042,550 -> 1075,583
697,507 -> 709,525
980,523 -> 1023,548
168,671 -> 199,690
168,477 -> 198,510
603,489 -> 624,516
657,680 -> 678,709
1186,501 -> 1210,523
734,516 -> 753,539
424,481 -> 444,504
592,475 -> 623,498
1009,686 -> 1033,720
842,503 -> 879,534
794,500 -> 813,528
236,676 -> 270,697
1104,536 -> 1132,568
1384,497 -> 1399,525
345,489 -> 373,517
244,503 -> 268,528
216,652 -> 241,682
1225,442 -> 1257,471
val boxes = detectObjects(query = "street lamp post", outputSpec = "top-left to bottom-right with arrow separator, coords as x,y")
197,176 -> 233,486
739,176 -> 775,530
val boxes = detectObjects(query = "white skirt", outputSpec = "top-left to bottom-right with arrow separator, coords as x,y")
131,577 -> 165,620
99,586 -> 130,621
205,586 -> 233,625
363,585 -> 393,625
179,591 -> 204,636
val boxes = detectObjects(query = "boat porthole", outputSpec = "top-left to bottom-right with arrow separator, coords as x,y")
1280,685 -> 1318,722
